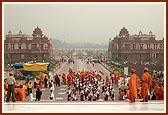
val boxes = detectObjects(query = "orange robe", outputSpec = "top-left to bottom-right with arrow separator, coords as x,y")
14,88 -> 20,101
39,80 -> 43,89
80,71 -> 84,83
62,75 -> 67,85
70,72 -> 75,80
151,79 -> 157,89
114,75 -> 118,87
126,90 -> 130,100
158,86 -> 164,100
141,72 -> 152,101
17,88 -> 26,101
90,76 -> 93,84
97,75 -> 102,82
40,75 -> 44,82
4,82 -> 8,91
154,85 -> 164,100
119,91 -> 124,100
154,85 -> 159,100
79,76 -> 82,83
67,74 -> 72,85
105,76 -> 109,87
82,74 -> 86,81
129,73 -> 139,102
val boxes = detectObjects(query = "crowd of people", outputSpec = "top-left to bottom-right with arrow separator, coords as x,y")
66,73 -> 115,101
4,66 -> 164,103
4,72 -> 54,102
118,67 -> 164,102
65,67 -> 164,102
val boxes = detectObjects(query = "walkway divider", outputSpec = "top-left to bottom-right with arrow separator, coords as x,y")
100,63 -> 112,73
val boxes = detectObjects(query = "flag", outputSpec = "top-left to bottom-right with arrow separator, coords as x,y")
89,74 -> 94,78
99,70 -> 104,75
89,71 -> 94,77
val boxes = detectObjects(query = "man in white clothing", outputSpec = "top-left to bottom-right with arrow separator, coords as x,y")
50,84 -> 55,100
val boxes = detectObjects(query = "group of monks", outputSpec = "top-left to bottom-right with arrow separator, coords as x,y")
14,84 -> 27,101
63,69 -> 106,86
128,67 -> 164,102
4,80 -> 27,101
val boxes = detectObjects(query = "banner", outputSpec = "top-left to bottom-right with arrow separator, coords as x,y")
23,63 -> 49,71
124,67 -> 128,76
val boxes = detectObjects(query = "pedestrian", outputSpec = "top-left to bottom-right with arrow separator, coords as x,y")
67,74 -> 73,86
62,73 -> 67,85
154,81 -> 164,100
34,76 -> 37,89
50,90 -> 55,100
35,86 -> 42,101
4,79 -> 8,91
4,79 -> 8,101
92,62 -> 95,67
88,91 -> 93,101
126,88 -> 130,100
140,67 -> 152,102
44,76 -> 48,88
23,82 -> 28,94
57,75 -> 61,86
101,80 -> 105,93
72,93 -> 78,101
48,81 -> 51,88
104,89 -> 109,101
55,74 -> 60,86
28,90 -> 33,101
67,87 -> 72,101
27,82 -> 32,95
17,84 -> 26,101
48,76 -> 51,83
49,83 -> 55,100
137,86 -> 142,99
93,92 -> 97,101
125,77 -> 129,86
105,76 -> 109,87
39,80 -> 43,89
14,84 -> 20,101
110,72 -> 115,85
114,74 -> 118,87
123,74 -> 127,83
80,89 -> 85,101
119,89 -> 125,100
6,73 -> 16,102
111,88 -> 115,101
128,69 -> 139,102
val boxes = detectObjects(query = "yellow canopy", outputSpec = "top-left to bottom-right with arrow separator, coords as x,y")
23,63 -> 49,71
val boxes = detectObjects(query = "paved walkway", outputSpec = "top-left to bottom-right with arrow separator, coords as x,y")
3,100 -> 165,113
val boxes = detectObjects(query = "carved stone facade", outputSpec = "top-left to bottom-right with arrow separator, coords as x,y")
108,27 -> 164,65
4,27 -> 53,63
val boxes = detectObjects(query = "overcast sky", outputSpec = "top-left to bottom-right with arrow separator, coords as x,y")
3,3 -> 165,44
